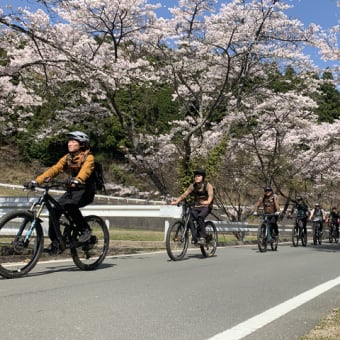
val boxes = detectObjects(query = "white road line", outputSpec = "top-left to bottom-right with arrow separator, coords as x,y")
209,276 -> 340,340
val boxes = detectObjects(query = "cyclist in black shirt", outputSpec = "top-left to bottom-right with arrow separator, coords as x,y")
288,196 -> 309,235
171,169 -> 214,245
326,207 -> 340,235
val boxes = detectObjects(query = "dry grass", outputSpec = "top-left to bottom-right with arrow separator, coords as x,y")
0,145 -> 42,189
300,308 -> 340,339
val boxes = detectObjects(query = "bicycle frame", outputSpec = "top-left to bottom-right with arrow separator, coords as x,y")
263,214 -> 275,241
27,184 -> 79,251
180,202 -> 197,239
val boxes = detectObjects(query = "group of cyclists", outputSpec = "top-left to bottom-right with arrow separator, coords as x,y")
254,188 -> 340,245
27,130 -> 339,254
288,198 -> 340,242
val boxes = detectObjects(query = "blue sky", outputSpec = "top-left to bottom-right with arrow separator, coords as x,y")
3,0 -> 340,69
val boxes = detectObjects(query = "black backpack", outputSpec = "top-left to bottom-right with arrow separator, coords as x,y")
68,152 -> 106,193
91,161 -> 106,193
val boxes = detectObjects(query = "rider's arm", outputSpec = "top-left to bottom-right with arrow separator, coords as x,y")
325,214 -> 330,223
274,194 -> 280,213
288,204 -> 295,216
76,153 -> 95,184
205,183 -> 214,205
35,155 -> 67,184
170,184 -> 194,205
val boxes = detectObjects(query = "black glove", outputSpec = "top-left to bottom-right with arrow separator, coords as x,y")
24,180 -> 37,190
64,178 -> 80,187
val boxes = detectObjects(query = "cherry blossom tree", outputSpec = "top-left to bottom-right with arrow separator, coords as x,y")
139,0 -> 338,193
0,0 -> 339,199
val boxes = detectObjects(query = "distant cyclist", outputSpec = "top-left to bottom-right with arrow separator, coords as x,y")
288,196 -> 309,234
326,207 -> 339,234
309,203 -> 325,234
253,187 -> 280,236
171,168 -> 214,245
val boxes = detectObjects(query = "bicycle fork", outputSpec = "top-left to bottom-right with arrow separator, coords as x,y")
17,203 -> 45,246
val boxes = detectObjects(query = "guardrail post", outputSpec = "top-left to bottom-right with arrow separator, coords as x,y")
164,220 -> 170,241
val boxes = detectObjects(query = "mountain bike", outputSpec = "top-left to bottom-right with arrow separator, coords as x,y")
257,213 -> 279,253
312,220 -> 323,245
328,221 -> 339,243
165,201 -> 217,261
0,182 -> 110,279
292,216 -> 307,247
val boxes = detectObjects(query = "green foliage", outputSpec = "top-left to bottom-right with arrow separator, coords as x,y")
17,134 -> 66,165
205,136 -> 229,180
115,83 -> 180,134
0,47 -> 8,66
315,70 -> 340,123
268,65 -> 306,93
110,164 -> 144,189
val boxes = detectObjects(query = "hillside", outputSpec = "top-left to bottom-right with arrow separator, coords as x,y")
0,145 -> 157,200
0,145 -> 42,182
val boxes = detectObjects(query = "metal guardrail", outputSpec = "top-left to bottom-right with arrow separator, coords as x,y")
0,198 -> 256,236
0,199 -> 322,243
0,184 -> 310,241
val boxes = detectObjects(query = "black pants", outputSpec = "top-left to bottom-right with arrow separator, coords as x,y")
190,206 -> 211,239
49,189 -> 94,242
270,215 -> 279,235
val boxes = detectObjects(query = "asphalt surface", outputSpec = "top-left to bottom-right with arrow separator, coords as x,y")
1,241 -> 340,340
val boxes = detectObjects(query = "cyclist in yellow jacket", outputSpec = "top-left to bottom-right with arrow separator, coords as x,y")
32,131 -> 96,254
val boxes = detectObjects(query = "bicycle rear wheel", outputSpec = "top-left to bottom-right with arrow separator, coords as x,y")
257,224 -> 267,253
71,215 -> 109,270
166,221 -> 188,261
0,210 -> 43,279
200,221 -> 217,258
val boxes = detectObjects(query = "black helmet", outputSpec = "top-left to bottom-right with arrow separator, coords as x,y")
296,196 -> 303,201
264,186 -> 273,192
66,131 -> 89,148
193,168 -> 206,178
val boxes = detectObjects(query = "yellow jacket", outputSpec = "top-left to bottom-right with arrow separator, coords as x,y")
36,150 -> 94,185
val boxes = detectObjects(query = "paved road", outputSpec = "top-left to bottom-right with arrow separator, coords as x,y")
1,242 -> 340,340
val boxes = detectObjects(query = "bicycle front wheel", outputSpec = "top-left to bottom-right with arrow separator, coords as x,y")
0,210 -> 43,279
329,225 -> 334,243
200,221 -> 217,258
71,215 -> 109,271
292,226 -> 299,247
301,228 -> 307,247
257,224 -> 267,253
271,233 -> 278,251
166,221 -> 188,261
334,228 -> 339,243
313,224 -> 318,245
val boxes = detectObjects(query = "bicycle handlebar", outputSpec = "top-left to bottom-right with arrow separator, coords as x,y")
23,180 -> 82,191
